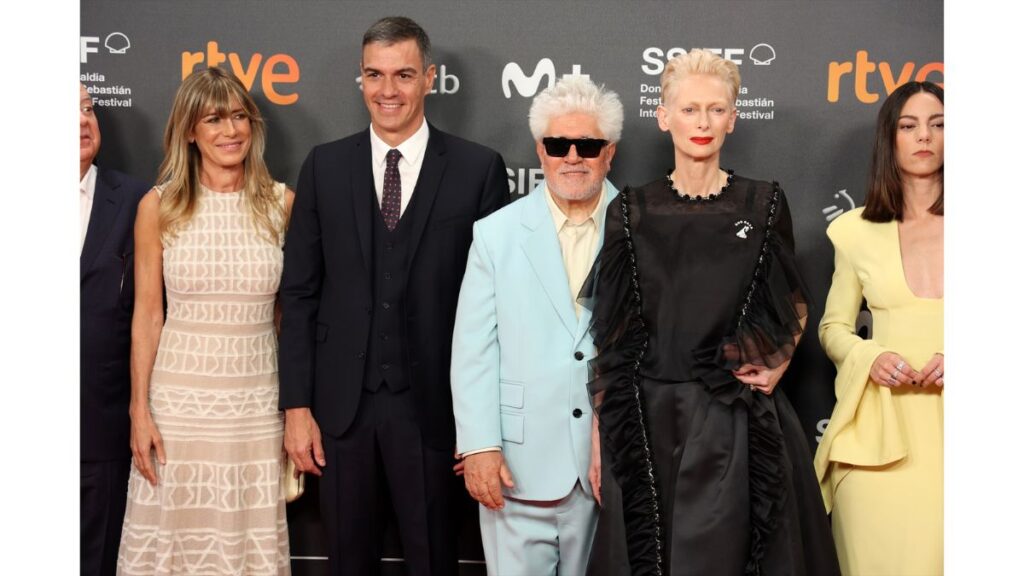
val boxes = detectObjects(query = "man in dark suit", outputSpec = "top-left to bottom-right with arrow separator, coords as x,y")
279,16 -> 510,575
79,82 -> 149,576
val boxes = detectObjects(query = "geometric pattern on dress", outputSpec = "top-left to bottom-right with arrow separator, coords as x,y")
149,383 -> 280,419
118,183 -> 290,575
127,459 -> 281,511
117,524 -> 290,576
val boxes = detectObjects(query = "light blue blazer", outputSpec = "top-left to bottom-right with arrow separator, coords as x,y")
451,181 -> 618,501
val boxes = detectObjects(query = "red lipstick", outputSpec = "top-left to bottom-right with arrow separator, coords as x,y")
690,137 -> 713,145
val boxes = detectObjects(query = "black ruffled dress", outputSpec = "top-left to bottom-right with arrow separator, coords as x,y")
582,174 -> 840,576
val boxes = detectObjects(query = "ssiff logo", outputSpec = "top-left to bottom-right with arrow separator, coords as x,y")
181,41 -> 300,106
822,189 -> 856,222
502,59 -> 588,98
80,32 -> 133,63
827,50 -> 943,103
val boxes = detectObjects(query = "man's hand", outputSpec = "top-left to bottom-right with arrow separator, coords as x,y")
589,414 -> 602,506
462,451 -> 514,511
284,407 -> 326,477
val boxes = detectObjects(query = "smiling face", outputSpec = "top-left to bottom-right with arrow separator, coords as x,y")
361,39 -> 436,147
80,84 -> 100,175
656,73 -> 737,162
189,97 -> 252,172
894,91 -> 944,180
536,112 -> 616,204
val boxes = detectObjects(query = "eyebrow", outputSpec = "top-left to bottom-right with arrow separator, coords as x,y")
363,66 -> 419,75
899,113 -> 944,121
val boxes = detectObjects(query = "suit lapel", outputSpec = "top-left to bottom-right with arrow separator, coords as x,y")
81,168 -> 123,280
521,189 -> 577,338
404,125 -> 448,268
351,130 -> 374,271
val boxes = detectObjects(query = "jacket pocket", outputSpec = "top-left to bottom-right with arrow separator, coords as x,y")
500,412 -> 524,444
499,381 -> 524,409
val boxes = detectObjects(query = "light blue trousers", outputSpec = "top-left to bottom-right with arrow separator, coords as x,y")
479,481 -> 599,576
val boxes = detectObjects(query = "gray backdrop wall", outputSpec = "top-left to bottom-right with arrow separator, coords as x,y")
81,1 -> 942,573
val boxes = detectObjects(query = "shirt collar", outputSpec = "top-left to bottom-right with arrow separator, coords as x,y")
369,119 -> 429,168
80,164 -> 97,199
544,181 -> 607,231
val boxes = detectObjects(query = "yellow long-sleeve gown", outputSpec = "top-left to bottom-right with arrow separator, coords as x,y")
814,208 -> 943,575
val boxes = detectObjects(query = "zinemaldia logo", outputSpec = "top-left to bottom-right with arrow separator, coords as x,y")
502,59 -> 589,99
638,45 -> 776,121
80,32 -> 135,108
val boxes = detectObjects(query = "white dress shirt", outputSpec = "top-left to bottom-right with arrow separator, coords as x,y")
369,119 -> 430,218
81,164 -> 97,252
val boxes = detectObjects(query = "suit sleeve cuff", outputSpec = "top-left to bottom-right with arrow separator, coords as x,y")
460,446 -> 502,458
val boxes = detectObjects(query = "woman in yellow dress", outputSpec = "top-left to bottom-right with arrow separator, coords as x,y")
814,80 -> 944,575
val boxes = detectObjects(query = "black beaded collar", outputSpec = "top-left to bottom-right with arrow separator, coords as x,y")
665,169 -> 735,202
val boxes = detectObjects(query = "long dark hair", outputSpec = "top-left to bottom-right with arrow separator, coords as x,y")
862,81 -> 944,222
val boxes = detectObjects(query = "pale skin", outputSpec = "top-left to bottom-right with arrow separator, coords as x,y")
870,91 -> 945,389
455,112 -> 617,510
658,73 -> 801,394
131,105 -> 295,486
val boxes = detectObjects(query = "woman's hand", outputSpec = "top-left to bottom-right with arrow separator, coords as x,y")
129,406 -> 165,486
733,360 -> 790,395
869,351 -> 923,388
918,353 -> 944,388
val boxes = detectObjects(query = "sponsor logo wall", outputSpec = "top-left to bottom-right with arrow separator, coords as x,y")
82,2 -> 941,574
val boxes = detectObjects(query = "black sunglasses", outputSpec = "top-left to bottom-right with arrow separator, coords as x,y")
542,137 -> 609,158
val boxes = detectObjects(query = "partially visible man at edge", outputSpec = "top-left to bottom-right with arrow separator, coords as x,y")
80,82 -> 150,576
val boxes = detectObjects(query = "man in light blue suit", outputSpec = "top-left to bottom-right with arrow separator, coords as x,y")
451,77 -> 623,575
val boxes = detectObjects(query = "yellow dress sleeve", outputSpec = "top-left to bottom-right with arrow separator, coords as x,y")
813,213 -> 907,512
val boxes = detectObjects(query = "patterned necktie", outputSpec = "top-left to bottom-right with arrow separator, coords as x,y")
382,149 -> 402,231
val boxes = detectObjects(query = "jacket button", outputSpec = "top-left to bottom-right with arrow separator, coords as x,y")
572,408 -> 583,418
574,351 -> 584,361
381,363 -> 390,371
356,351 -> 366,359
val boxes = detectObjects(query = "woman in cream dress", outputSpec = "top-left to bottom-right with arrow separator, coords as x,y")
814,80 -> 944,575
118,68 -> 295,575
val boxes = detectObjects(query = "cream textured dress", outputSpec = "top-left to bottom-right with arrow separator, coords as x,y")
814,207 -> 943,575
118,184 -> 290,575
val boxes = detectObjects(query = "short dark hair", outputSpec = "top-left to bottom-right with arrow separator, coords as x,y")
362,16 -> 432,70
862,81 -> 944,222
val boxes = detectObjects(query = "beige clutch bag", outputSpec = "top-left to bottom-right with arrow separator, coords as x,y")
282,458 -> 305,503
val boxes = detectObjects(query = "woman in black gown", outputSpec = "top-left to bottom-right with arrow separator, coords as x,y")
585,49 -> 839,575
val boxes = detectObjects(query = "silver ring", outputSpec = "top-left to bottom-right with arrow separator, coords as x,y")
749,384 -> 756,392
890,371 -> 899,380
895,360 -> 905,372
886,376 -> 896,386
934,368 -> 943,377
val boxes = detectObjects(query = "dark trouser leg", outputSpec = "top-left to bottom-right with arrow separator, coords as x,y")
81,458 -> 130,576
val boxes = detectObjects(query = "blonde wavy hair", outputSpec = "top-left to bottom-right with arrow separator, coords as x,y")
156,67 -> 284,244
660,49 -> 742,105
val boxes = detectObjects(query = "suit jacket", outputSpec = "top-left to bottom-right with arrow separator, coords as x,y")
450,182 -> 618,500
279,124 -> 509,449
81,167 -> 149,462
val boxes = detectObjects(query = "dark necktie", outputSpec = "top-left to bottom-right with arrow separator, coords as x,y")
382,149 -> 402,231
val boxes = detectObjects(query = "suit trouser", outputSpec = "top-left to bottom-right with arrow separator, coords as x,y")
479,481 -> 598,576
320,386 -> 459,576
81,458 -> 131,576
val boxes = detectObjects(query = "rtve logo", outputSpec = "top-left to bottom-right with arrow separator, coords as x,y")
181,41 -> 300,106
827,50 -> 943,103
502,59 -> 589,99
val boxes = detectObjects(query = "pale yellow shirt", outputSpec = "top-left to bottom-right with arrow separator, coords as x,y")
544,183 -> 606,317
81,164 -> 97,252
